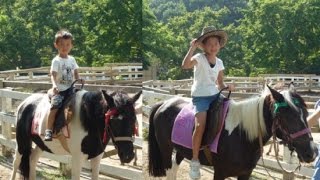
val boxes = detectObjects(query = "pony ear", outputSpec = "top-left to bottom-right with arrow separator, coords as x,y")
101,90 -> 115,107
130,90 -> 142,104
267,85 -> 284,102
288,82 -> 296,93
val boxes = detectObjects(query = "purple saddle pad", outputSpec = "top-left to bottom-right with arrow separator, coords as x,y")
171,100 -> 230,153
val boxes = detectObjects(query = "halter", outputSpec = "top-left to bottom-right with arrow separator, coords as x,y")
258,98 -> 312,174
273,99 -> 311,144
258,96 -> 312,176
102,108 -> 136,146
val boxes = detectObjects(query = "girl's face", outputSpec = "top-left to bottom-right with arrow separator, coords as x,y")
54,38 -> 73,58
202,36 -> 221,56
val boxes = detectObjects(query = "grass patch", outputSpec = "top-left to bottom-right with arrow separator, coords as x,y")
36,169 -> 70,180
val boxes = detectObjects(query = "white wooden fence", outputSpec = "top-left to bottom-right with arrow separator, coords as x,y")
0,88 -> 143,179
143,76 -> 320,110
142,90 -> 317,179
143,74 -> 320,94
0,63 -> 143,85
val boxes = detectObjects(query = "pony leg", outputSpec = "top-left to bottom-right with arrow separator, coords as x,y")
213,168 -> 226,180
166,152 -> 183,180
90,153 -> 103,180
10,149 -> 22,180
29,146 -> 42,179
71,152 -> 86,180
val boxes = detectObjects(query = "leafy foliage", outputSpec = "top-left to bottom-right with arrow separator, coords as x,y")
1,0 -> 319,78
146,0 -> 320,79
0,0 -> 142,71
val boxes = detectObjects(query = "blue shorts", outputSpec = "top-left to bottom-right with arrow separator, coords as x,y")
192,94 -> 219,114
50,89 -> 72,109
51,94 -> 64,109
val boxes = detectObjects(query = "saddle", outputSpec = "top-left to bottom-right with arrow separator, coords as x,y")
49,86 -> 78,136
201,95 -> 226,146
171,95 -> 230,152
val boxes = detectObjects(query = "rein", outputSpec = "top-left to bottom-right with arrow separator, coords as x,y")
257,99 -> 277,179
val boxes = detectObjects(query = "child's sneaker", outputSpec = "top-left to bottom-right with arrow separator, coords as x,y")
44,129 -> 53,141
189,160 -> 201,179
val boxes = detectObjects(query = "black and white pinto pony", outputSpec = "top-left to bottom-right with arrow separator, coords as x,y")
148,85 -> 318,180
10,89 -> 141,180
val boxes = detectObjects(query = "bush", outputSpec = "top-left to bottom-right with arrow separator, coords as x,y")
142,127 -> 149,141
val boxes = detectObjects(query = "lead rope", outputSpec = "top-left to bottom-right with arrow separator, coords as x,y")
257,100 -> 276,179
272,130 -> 301,174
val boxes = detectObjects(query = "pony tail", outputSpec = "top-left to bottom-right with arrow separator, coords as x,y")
148,102 -> 166,176
16,105 -> 33,178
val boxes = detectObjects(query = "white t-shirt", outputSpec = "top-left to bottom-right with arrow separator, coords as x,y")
191,53 -> 225,97
50,55 -> 79,91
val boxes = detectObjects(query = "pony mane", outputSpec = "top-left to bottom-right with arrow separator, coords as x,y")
110,91 -> 136,122
225,86 -> 303,141
280,90 -> 299,112
225,88 -> 268,142
79,90 -> 106,132
225,96 -> 266,141
111,91 -> 131,107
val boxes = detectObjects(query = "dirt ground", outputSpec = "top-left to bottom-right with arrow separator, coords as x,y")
1,134 -> 314,180
0,145 -> 142,180
141,140 -> 314,180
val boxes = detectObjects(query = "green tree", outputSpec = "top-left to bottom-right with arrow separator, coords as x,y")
239,0 -> 320,75
0,0 -> 143,70
143,0 -> 180,73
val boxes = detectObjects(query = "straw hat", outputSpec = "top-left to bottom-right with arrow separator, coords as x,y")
196,26 -> 228,47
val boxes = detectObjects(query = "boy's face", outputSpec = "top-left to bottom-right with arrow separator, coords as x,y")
54,38 -> 73,58
201,36 -> 221,56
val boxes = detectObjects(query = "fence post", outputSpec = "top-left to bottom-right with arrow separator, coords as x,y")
308,75 -> 312,92
1,88 -> 13,157
59,161 -> 72,177
169,88 -> 176,95
28,71 -> 33,80
8,73 -> 14,80
128,66 -> 132,80
282,146 -> 297,180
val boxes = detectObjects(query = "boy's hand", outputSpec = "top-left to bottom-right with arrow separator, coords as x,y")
78,78 -> 85,84
52,86 -> 59,94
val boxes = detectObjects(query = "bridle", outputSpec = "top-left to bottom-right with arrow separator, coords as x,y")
102,108 -> 137,148
272,100 -> 312,147
258,98 -> 312,175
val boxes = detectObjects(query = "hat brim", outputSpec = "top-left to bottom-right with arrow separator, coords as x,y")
196,30 -> 228,48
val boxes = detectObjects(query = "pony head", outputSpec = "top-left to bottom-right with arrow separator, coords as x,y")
102,90 -> 142,163
267,84 -> 318,163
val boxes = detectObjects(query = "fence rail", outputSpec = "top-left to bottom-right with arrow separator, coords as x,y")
0,63 -> 143,86
143,74 -> 320,94
143,75 -> 320,109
